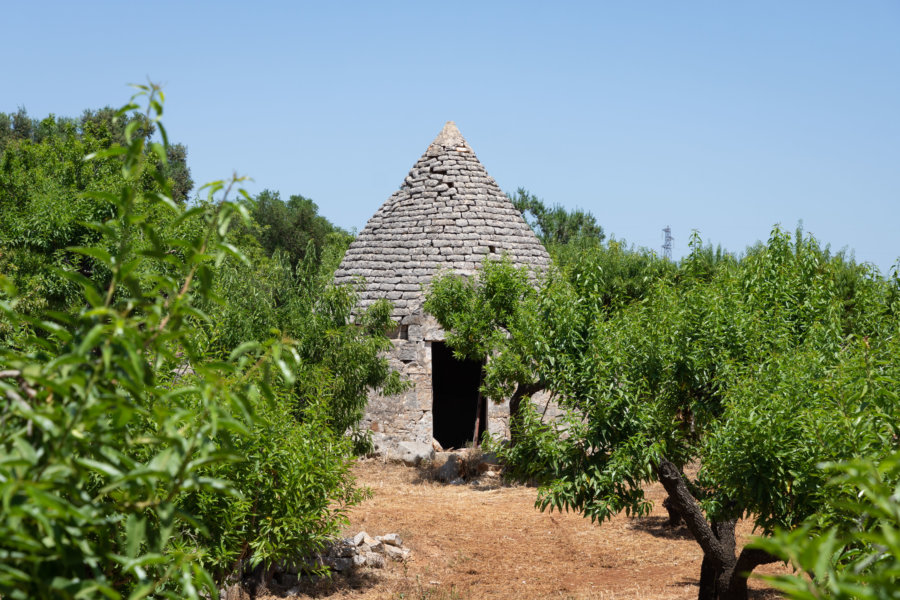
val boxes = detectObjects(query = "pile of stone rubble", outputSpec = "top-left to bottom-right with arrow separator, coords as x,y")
222,532 -> 411,599
320,531 -> 410,571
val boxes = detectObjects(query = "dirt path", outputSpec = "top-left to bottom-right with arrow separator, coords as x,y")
278,460 -> 787,600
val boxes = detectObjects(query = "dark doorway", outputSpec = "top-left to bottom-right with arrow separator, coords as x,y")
431,342 -> 486,449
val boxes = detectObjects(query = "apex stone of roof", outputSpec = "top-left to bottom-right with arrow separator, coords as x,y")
334,121 -> 550,321
430,120 -> 467,150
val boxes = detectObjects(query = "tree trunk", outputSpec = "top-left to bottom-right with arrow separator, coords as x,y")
663,495 -> 683,527
698,555 -> 718,600
655,458 -> 778,600
712,519 -> 737,599
721,548 -> 781,600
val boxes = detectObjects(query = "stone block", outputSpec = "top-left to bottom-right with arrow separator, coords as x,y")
327,557 -> 354,571
423,323 -> 445,341
365,552 -> 385,568
393,441 -> 434,465
394,342 -> 417,363
379,533 -> 403,546
383,545 -> 410,561
362,534 -> 381,550
331,539 -> 357,558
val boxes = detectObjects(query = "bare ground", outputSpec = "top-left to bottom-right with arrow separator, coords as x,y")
264,459 -> 789,600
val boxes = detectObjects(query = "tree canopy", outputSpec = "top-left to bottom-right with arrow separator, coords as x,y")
427,231 -> 900,600
0,106 -> 194,330
0,87 -> 399,598
246,189 -> 351,271
508,187 -> 604,247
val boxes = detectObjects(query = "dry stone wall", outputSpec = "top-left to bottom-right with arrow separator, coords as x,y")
365,309 -> 563,458
335,122 -> 554,455
365,310 -> 515,458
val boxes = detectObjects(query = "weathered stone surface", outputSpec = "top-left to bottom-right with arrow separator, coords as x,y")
332,539 -> 357,558
364,552 -> 385,568
334,121 -> 550,322
383,544 -> 410,561
325,557 -> 354,571
394,341 -> 417,362
393,441 -> 434,465
379,533 -> 403,547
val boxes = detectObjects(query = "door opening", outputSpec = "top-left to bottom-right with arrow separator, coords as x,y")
431,342 -> 486,449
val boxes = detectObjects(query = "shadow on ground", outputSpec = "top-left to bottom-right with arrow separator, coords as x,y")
629,515 -> 695,541
264,570 -> 382,599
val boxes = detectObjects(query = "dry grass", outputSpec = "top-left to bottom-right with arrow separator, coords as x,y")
260,460 -> 788,600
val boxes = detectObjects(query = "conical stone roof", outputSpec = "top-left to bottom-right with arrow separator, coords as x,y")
334,121 -> 550,320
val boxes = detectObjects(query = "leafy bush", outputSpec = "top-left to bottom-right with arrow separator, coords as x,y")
0,84 -> 398,598
0,84 -> 250,599
179,392 -> 367,581
0,106 -> 193,331
753,451 -> 900,599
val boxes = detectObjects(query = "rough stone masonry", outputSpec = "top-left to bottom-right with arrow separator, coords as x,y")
334,122 -> 552,459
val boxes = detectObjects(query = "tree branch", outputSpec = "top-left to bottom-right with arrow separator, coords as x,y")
508,381 -> 546,446
734,547 -> 779,574
724,547 -> 781,600
656,458 -> 728,566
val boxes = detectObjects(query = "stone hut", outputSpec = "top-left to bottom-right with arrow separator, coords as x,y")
333,122 -> 551,458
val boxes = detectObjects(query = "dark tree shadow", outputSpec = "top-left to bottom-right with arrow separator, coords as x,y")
628,515 -> 695,541
672,577 -> 700,589
261,569 -> 382,598
748,589 -> 785,599
407,457 -> 523,490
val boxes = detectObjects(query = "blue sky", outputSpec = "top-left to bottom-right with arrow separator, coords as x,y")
4,1 -> 899,272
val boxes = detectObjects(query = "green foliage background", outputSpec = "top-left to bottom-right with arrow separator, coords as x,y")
0,87 -> 399,598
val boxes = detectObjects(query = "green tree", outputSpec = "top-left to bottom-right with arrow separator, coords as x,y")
508,187 -> 604,247
0,107 -> 192,203
425,242 -> 675,442
0,84 -> 244,599
426,228 -> 899,600
0,84 -> 400,597
247,189 -> 351,271
0,105 -> 194,334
